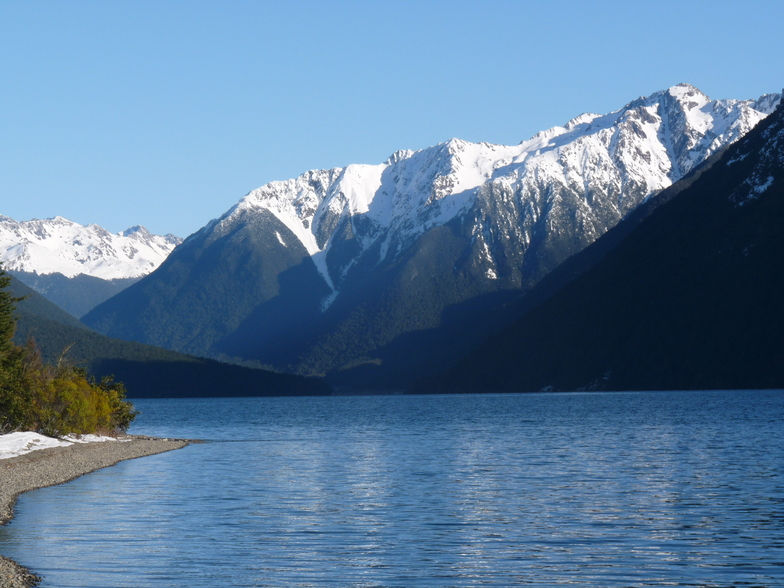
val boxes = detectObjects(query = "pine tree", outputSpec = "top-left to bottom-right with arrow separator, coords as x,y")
0,267 -> 22,360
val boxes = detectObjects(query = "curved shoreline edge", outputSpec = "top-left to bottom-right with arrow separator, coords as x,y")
0,435 -> 193,588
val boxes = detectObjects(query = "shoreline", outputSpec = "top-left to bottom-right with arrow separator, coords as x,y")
0,435 -> 193,588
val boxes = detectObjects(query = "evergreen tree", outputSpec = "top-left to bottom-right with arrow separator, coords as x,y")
0,268 -> 22,359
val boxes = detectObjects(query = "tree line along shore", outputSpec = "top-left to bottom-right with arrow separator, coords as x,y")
0,267 -> 138,437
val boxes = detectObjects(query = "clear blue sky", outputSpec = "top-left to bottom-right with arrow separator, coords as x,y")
1,0 -> 782,238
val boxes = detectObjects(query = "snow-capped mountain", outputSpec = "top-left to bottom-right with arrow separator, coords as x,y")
84,84 -> 780,388
0,216 -> 181,280
202,83 -> 778,306
420,87 -> 784,393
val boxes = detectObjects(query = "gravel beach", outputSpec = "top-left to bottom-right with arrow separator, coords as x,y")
0,435 -> 191,588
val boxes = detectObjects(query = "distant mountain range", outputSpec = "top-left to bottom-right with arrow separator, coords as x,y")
0,216 -> 181,316
79,84 -> 781,390
416,92 -> 784,392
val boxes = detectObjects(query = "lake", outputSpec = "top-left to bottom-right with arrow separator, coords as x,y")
1,390 -> 783,587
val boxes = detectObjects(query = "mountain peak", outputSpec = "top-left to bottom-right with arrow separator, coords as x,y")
443,137 -> 471,152
385,149 -> 415,165
669,82 -> 706,96
422,98 -> 784,393
122,225 -> 152,238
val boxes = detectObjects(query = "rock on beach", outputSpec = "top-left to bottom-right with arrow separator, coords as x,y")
0,556 -> 40,588
0,435 -> 191,588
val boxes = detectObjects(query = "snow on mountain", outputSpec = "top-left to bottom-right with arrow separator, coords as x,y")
199,84 -> 780,306
729,96 -> 784,206
0,216 -> 182,279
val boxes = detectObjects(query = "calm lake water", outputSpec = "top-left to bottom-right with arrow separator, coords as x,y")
1,390 -> 783,587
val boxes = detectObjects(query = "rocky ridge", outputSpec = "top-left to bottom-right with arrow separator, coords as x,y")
206,83 -> 779,307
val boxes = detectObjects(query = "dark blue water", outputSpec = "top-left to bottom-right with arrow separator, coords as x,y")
1,391 -> 783,587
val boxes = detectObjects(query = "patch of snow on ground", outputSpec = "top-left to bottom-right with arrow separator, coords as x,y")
753,176 -> 775,195
726,153 -> 749,166
62,433 -> 123,443
0,432 -> 122,460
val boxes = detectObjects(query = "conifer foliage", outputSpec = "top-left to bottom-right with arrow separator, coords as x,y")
0,267 -> 137,436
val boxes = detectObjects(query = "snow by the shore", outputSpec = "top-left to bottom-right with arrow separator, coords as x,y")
0,432 -> 123,460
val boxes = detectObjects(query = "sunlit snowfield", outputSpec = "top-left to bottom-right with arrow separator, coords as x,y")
2,390 -> 783,587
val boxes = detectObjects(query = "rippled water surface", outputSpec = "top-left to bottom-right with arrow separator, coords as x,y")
2,391 -> 783,587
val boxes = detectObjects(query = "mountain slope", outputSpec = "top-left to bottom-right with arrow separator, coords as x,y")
10,271 -> 139,318
415,98 -> 784,392
8,274 -> 89,331
7,276 -> 331,398
83,85 -> 781,388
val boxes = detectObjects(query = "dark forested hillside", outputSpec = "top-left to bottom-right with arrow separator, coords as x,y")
11,271 -> 139,318
8,277 -> 90,331
415,101 -> 784,393
9,277 -> 331,398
